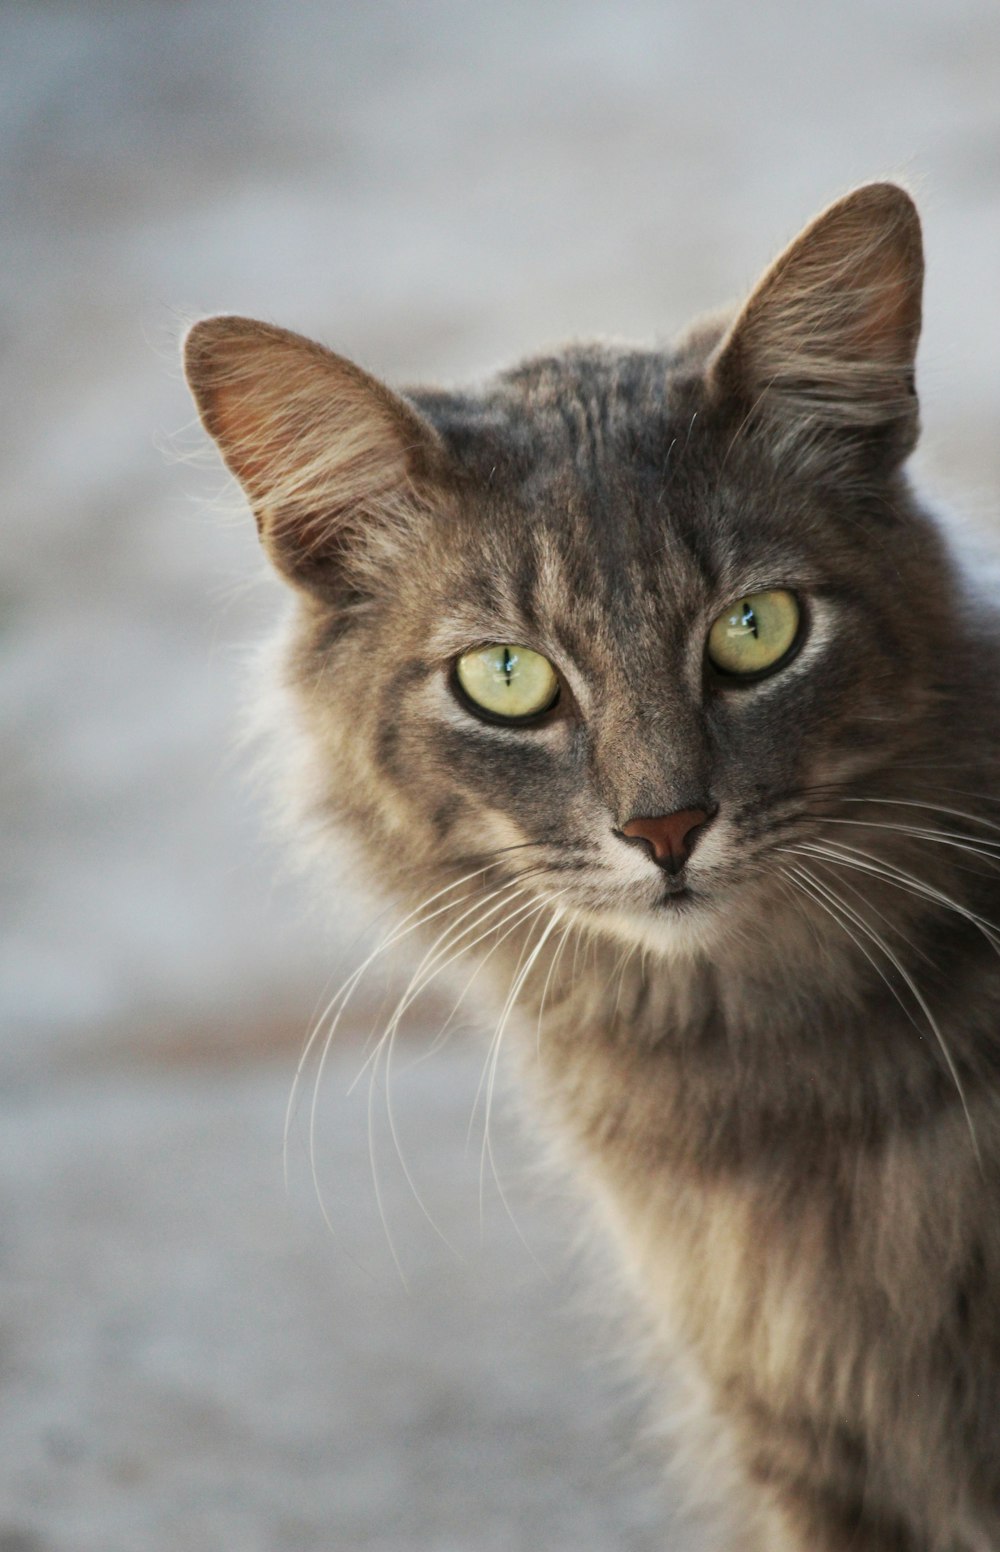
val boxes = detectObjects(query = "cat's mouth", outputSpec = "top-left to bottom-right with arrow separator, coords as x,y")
658,883 -> 693,909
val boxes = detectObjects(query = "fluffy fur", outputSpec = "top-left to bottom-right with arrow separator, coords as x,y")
184,184 -> 1000,1551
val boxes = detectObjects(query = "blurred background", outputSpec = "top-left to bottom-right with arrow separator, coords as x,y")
3,2 -> 1000,1548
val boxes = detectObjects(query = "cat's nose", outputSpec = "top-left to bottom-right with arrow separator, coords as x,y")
619,808 -> 714,874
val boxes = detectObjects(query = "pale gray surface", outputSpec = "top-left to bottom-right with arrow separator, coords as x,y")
1,1046 -> 676,1552
3,2 -> 1000,1549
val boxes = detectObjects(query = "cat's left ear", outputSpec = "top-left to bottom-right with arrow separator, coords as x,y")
183,316 -> 447,593
707,182 -> 923,478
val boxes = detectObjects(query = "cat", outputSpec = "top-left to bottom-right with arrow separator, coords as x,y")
183,183 -> 1000,1551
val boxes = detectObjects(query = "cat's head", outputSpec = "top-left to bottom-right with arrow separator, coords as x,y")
185,183 -> 956,962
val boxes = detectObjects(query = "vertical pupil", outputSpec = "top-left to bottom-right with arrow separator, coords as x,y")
740,602 -> 758,638
502,647 -> 515,682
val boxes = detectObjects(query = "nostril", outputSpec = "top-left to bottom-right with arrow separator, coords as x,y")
619,808 -> 715,873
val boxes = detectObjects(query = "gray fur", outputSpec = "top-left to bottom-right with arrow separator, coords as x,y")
184,184 -> 1000,1551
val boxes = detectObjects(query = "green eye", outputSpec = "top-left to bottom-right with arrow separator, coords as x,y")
456,644 -> 559,721
707,589 -> 801,677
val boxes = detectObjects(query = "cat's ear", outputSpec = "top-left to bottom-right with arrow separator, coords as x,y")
183,316 -> 446,592
707,183 -> 923,477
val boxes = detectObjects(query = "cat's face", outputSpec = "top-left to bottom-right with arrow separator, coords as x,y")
276,357 -> 951,962
185,183 -> 948,962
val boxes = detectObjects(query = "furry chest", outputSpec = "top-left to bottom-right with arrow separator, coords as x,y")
605,1154 -> 991,1530
626,1175 -> 858,1414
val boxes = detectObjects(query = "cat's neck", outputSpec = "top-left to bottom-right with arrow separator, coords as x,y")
505,887 -> 997,1181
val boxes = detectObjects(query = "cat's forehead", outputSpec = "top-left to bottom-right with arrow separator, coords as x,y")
411,344 -> 808,621
412,342 -> 682,476
498,343 -> 676,412
413,343 -> 704,563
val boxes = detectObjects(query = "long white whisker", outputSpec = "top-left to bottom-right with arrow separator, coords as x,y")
611,939 -> 640,1026
376,885 -> 551,1256
380,886 -> 557,1130
535,913 -> 577,1058
837,795 -> 1000,838
350,881 -> 565,1276
801,852 -> 937,967
417,891 -> 576,1069
784,857 -> 981,1165
467,897 -> 559,1148
478,902 -> 568,1257
783,862 -> 928,1045
305,876 -> 529,1249
301,868 -> 542,1272
347,879 -> 530,1097
343,883 -> 535,1272
484,903 -> 567,1151
820,816 -> 1000,866
284,861 -> 498,1188
792,840 -> 1000,945
366,1019 -> 410,1287
570,915 -> 588,984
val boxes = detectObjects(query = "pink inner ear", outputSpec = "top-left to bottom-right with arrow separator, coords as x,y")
207,382 -> 290,503
185,316 -> 447,591
189,326 -> 418,520
776,205 -> 921,362
845,252 -> 918,363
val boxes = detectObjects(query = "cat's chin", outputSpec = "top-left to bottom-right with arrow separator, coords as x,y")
587,896 -> 718,961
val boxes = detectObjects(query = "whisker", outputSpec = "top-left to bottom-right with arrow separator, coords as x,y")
819,815 -> 1000,868
355,880 -> 548,1282
355,879 -> 571,1275
477,901 -> 568,1255
535,913 -> 577,1058
366,1028 -> 408,1286
782,860 -> 981,1164
292,847 -> 566,1151
376,887 -> 554,1246
375,866 -> 569,1059
349,879 -> 531,1096
788,862 -> 931,1042
807,854 -> 936,967
411,895 -> 568,1069
610,939 -> 640,1027
467,896 -> 558,1147
299,860 -> 552,1260
781,862 -> 926,1041
790,840 -> 1000,945
836,795 -> 1000,838
284,860 -> 501,1190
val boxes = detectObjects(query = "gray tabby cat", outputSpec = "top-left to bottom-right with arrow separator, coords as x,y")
184,184 -> 1000,1551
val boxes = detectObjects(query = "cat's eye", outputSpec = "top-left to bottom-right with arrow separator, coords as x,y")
706,589 -> 801,678
455,644 -> 559,722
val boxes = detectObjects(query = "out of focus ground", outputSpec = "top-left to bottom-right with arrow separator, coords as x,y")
3,2 -> 1000,1548
1,1047 -> 675,1552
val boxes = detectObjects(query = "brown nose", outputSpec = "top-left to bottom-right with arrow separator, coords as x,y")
620,808 -> 713,873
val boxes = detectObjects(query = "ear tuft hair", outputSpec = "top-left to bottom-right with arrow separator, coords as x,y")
183,317 -> 445,592
708,183 -> 924,476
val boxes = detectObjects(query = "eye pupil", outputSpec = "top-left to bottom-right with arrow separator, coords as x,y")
741,602 -> 758,638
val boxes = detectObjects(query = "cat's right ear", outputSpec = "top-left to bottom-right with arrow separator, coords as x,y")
706,183 -> 924,479
183,317 -> 447,593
